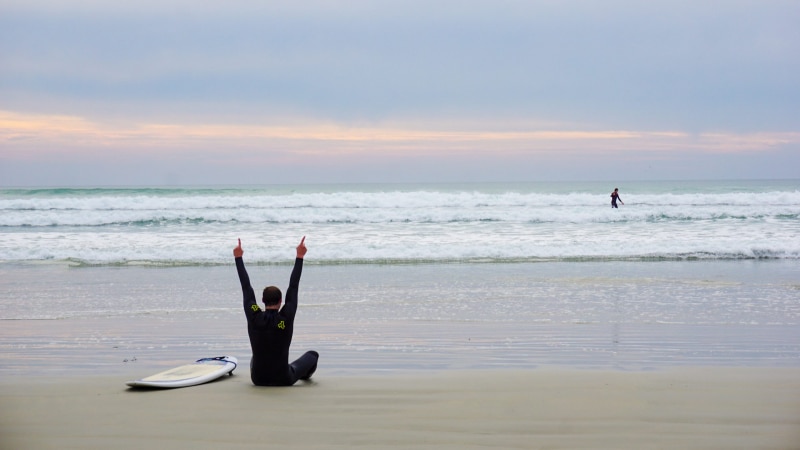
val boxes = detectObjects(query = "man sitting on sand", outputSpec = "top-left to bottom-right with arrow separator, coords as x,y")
234,237 -> 319,386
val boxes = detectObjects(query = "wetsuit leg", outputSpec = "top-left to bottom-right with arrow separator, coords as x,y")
250,352 -> 319,386
290,351 -> 319,381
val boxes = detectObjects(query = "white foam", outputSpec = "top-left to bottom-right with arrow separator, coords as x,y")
1,184 -> 798,264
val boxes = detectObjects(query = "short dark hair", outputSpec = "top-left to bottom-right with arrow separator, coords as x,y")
262,286 -> 282,306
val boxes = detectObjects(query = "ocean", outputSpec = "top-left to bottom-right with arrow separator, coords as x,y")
2,180 -> 799,265
1,180 -> 799,375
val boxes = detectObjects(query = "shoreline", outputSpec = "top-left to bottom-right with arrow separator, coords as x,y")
3,256 -> 799,448
4,315 -> 799,379
2,366 -> 799,449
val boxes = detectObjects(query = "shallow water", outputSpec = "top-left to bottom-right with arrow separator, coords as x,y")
1,260 -> 798,376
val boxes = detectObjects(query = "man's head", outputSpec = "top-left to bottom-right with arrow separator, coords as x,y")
262,286 -> 282,308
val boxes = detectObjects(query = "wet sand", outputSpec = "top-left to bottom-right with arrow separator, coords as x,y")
2,367 -> 799,450
2,261 -> 800,448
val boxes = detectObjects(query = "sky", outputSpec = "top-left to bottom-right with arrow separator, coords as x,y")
1,0 -> 799,186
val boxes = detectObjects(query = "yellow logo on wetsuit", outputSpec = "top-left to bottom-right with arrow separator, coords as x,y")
277,320 -> 286,330
251,304 -> 260,312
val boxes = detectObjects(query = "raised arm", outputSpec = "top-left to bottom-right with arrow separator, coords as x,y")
281,237 -> 306,319
234,239 -> 258,314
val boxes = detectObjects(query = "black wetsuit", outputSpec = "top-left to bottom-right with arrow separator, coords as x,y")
236,256 -> 318,386
611,192 -> 621,208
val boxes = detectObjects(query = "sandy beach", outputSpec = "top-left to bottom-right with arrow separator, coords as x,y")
2,246 -> 799,449
2,367 -> 799,450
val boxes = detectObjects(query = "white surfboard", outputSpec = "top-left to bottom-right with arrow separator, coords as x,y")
126,356 -> 238,389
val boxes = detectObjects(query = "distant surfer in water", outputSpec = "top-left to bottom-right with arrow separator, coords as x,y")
234,237 -> 319,386
611,188 -> 624,208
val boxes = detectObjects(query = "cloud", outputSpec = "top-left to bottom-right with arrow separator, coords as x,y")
1,1 -> 798,185
2,110 -> 797,162
2,1 -> 799,130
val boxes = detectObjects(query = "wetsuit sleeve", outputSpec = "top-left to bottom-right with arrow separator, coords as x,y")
236,257 -> 258,317
281,257 -> 303,320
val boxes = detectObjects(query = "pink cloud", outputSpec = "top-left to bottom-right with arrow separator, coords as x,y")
2,110 -> 797,165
